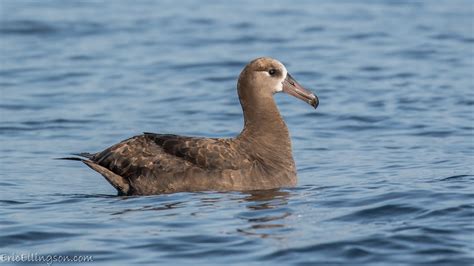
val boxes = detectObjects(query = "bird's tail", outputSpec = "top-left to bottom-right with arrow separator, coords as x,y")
56,157 -> 81,161
55,152 -> 94,161
56,153 -> 130,196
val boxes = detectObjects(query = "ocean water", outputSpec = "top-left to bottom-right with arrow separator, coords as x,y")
1,0 -> 473,265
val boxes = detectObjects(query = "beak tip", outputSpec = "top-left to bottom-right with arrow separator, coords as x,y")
311,95 -> 319,109
283,73 -> 319,110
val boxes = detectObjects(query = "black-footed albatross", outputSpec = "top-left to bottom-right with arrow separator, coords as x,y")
62,57 -> 318,195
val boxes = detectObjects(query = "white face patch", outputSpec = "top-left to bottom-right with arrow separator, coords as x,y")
274,63 -> 287,93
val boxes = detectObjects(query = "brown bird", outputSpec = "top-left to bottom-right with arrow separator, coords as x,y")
62,57 -> 318,195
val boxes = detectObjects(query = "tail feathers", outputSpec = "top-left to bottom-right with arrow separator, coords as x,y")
56,152 -> 95,161
57,155 -> 130,195
56,157 -> 83,161
72,152 -> 95,159
83,161 -> 130,196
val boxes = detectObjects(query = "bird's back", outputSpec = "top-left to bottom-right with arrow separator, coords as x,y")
86,133 -> 258,195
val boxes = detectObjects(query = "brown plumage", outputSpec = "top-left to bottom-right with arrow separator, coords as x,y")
64,57 -> 318,195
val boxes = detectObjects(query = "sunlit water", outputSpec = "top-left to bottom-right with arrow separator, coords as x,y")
1,0 -> 473,265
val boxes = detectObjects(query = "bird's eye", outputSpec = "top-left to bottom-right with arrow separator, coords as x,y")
268,69 -> 276,76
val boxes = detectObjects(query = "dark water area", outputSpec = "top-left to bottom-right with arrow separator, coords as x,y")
1,0 -> 473,265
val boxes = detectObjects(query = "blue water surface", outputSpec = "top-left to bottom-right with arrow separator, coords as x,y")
1,0 -> 473,265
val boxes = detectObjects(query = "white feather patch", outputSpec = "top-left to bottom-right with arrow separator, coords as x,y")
274,64 -> 287,93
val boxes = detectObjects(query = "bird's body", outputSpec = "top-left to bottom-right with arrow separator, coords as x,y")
64,57 -> 318,195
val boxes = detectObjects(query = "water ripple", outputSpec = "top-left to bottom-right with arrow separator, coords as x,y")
0,20 -> 108,37
1,1 -> 473,265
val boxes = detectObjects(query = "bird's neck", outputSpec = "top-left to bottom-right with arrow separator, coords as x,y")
237,94 -> 291,153
236,94 -> 296,181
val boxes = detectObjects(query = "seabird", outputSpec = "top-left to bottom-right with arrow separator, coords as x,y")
62,57 -> 319,195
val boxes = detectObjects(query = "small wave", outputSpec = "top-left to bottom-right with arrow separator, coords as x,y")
412,130 -> 454,137
336,124 -> 386,131
302,26 -> 325,33
0,125 -> 82,133
0,119 -> 99,134
187,18 -> 215,25
0,19 -> 108,37
49,193 -> 116,199
231,35 -> 289,44
332,75 -> 353,81
232,22 -> 252,29
417,204 -> 473,220
0,200 -> 27,205
27,71 -> 92,83
21,118 -> 96,126
0,231 -> 79,247
338,114 -> 389,123
0,20 -> 57,35
457,99 -> 474,106
430,33 -> 474,43
344,32 -> 389,40
387,48 -> 438,60
359,65 -> 385,72
0,103 -> 48,111
110,201 -> 184,215
332,204 -> 423,222
439,174 -> 473,181
260,239 -> 380,264
203,76 -> 235,83
171,60 -> 247,71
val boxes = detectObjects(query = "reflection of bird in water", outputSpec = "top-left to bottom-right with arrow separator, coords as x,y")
237,189 -> 292,239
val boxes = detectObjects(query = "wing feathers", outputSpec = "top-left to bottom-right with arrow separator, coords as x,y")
145,133 -> 250,170
79,133 -> 252,194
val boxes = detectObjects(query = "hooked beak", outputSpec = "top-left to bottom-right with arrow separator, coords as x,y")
282,73 -> 319,109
